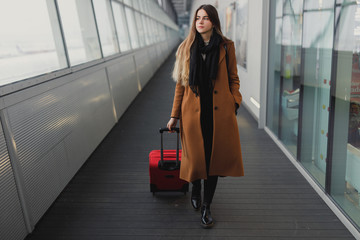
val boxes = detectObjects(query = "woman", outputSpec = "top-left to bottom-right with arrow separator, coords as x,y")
167,4 -> 244,228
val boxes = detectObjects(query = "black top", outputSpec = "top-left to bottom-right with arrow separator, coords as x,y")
198,55 -> 214,173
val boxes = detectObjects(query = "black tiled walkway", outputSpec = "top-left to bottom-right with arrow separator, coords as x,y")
26,50 -> 355,240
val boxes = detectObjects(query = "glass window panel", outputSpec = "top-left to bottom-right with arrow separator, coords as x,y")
57,0 -> 101,66
159,23 -> 163,41
143,16 -> 151,44
336,5 -> 341,26
112,2 -> 131,52
331,0 -> 360,228
299,5 -> 335,188
335,0 -> 357,51
123,0 -> 132,7
154,20 -> 159,42
275,18 -> 283,44
144,1 -> 150,15
279,1 -> 303,156
142,15 -> 151,45
125,7 -> 139,49
149,1 -> 156,18
282,14 -> 302,46
302,11 -> 334,49
161,25 -> 166,41
133,0 -> 140,10
267,0 -> 283,138
283,0 -> 303,15
152,21 -> 157,43
93,0 -> 119,56
152,19 -> 159,43
276,0 -> 283,17
304,0 -> 334,10
0,0 -> 67,85
158,23 -> 163,41
139,1 -> 145,13
135,12 -> 145,47
154,21 -> 159,42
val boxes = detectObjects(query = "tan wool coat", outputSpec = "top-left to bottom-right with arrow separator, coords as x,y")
171,40 -> 244,183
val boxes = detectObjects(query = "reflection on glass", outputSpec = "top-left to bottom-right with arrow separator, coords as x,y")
268,0 -> 360,230
279,0 -> 303,156
57,0 -> 101,65
125,7 -> 139,49
0,0 -> 67,85
267,0 -> 283,135
304,0 -> 334,9
112,2 -> 131,52
93,0 -> 119,57
299,1 -> 334,188
331,0 -> 360,228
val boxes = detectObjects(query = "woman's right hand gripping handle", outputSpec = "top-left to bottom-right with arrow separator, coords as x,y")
167,118 -> 178,132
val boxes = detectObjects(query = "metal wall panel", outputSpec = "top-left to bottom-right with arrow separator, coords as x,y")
6,69 -> 115,224
134,50 -> 154,88
148,47 -> 158,76
0,121 -> 27,240
156,44 -> 165,69
107,55 -> 139,120
0,40 -> 178,239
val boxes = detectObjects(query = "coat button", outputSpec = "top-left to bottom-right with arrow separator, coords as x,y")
214,106 -> 218,110
195,109 -> 199,112
214,90 -> 218,94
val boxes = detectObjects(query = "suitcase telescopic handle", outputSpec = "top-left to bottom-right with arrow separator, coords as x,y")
159,127 -> 180,167
159,127 -> 179,133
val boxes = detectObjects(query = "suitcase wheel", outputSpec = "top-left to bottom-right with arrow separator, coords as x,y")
150,183 -> 189,196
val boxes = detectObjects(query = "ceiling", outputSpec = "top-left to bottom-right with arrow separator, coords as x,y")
169,0 -> 191,27
170,0 -> 191,17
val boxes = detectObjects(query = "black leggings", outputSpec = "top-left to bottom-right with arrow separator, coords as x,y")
192,176 -> 218,205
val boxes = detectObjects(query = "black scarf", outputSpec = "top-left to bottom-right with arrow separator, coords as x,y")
189,31 -> 223,96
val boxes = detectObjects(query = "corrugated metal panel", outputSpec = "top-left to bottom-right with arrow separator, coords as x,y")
156,44 -> 164,69
148,47 -> 158,75
134,50 -> 153,88
0,121 -> 27,240
107,56 -> 139,120
6,69 -> 115,223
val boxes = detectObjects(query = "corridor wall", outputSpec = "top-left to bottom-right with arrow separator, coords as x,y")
0,0 -> 180,239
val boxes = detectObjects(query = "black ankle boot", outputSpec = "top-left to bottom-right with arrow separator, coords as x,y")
200,204 -> 214,228
191,190 -> 201,211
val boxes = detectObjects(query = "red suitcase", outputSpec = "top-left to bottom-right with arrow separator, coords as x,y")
149,127 -> 189,194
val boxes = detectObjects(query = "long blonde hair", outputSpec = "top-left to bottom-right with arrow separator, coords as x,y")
172,4 -> 228,86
